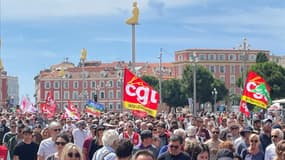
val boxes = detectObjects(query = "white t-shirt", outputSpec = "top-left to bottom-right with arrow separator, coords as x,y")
37,137 -> 56,160
72,128 -> 88,150
265,143 -> 276,160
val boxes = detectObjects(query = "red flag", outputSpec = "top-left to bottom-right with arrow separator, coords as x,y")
239,100 -> 250,117
123,68 -> 159,117
241,71 -> 272,109
65,101 -> 80,120
67,100 -> 78,113
41,91 -> 56,118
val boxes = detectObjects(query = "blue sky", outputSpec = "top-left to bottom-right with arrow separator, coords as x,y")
0,0 -> 285,102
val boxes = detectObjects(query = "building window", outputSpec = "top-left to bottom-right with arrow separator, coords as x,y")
83,81 -> 88,89
64,91 -> 69,100
72,91 -> 79,99
117,90 -> 121,99
219,65 -> 225,73
209,66 -> 215,73
199,54 -> 206,60
230,75 -> 235,84
178,55 -> 183,61
116,80 -> 122,88
91,81 -> 96,88
54,81 -> 60,89
116,103 -> 121,110
54,91 -> 60,100
230,65 -> 235,74
73,81 -> 78,89
45,81 -> 51,89
100,81 -> 104,88
100,91 -> 105,99
63,81 -> 69,89
229,54 -> 236,61
219,75 -> 225,82
108,80 -> 113,87
249,54 -> 256,61
208,54 -> 216,60
108,91 -> 113,99
91,91 -> 96,100
240,66 -> 244,73
109,103 -> 113,110
218,54 -> 225,60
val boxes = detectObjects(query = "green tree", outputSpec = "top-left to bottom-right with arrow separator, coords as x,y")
249,61 -> 285,99
212,79 -> 229,102
256,52 -> 269,63
162,79 -> 187,108
141,75 -> 159,91
181,65 -> 215,104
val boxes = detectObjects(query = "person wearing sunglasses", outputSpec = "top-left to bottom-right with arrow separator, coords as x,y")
205,127 -> 223,160
241,133 -> 264,160
265,128 -> 284,160
37,121 -> 62,160
158,134 -> 190,160
61,143 -> 83,160
47,133 -> 70,160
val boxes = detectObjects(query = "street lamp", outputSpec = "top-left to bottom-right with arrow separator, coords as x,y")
212,88 -> 218,112
239,38 -> 250,88
80,48 -> 87,112
190,52 -> 199,116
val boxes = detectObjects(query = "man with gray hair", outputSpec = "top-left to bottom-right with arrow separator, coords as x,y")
92,129 -> 119,160
264,128 -> 284,160
37,121 -> 61,160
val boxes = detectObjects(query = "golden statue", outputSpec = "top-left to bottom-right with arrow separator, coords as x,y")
0,59 -> 4,71
126,2 -> 139,25
59,68 -> 65,77
80,48 -> 87,61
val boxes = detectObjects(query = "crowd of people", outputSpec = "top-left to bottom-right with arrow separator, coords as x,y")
0,110 -> 285,160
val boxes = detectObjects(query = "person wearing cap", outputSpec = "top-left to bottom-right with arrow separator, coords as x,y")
72,120 -> 88,151
133,130 -> 158,158
234,126 -> 253,156
260,118 -> 273,153
7,123 -> 25,159
251,118 -> 261,134
13,127 -> 39,160
265,128 -> 284,160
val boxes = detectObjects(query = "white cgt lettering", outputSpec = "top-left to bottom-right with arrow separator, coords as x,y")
246,82 -> 263,99
125,84 -> 158,105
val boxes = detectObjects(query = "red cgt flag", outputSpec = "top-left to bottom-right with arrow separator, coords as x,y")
241,71 -> 271,109
123,68 -> 159,117
41,91 -> 57,118
239,100 -> 250,117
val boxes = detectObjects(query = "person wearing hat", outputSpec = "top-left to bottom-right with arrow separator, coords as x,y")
13,127 -> 39,160
133,130 -> 159,158
234,126 -> 253,156
260,118 -> 273,153
252,118 -> 261,134
72,120 -> 88,151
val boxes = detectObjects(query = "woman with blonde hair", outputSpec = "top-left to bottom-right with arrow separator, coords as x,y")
241,133 -> 264,160
275,140 -> 285,160
61,143 -> 83,160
